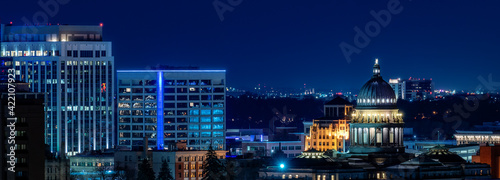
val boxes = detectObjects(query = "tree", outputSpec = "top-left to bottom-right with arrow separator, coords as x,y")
157,159 -> 174,180
224,158 -> 241,180
111,162 -> 128,180
137,158 -> 156,180
202,145 -> 225,180
94,165 -> 111,180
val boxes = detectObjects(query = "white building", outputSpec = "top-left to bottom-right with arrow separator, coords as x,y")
117,70 -> 226,150
0,24 -> 115,155
389,78 -> 405,100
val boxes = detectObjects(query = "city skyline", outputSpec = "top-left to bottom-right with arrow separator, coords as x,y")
1,1 -> 499,91
1,1 -> 500,180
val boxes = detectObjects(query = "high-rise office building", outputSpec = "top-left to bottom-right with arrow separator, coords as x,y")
389,77 -> 433,101
117,70 -> 226,150
0,24 -> 115,155
405,77 -> 433,101
389,78 -> 405,100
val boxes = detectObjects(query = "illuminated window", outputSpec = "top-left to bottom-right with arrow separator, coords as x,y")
213,109 -> 224,115
201,117 -> 211,122
189,117 -> 199,122
213,124 -> 223,130
213,117 -> 223,122
201,132 -> 211,137
201,124 -> 211,130
189,110 -> 199,115
213,132 -> 223,137
188,125 -> 199,130
201,110 -> 211,115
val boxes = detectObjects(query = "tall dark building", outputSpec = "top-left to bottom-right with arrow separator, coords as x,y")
404,77 -> 433,101
1,82 -> 46,180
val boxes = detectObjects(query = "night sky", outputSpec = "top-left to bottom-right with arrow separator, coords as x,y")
1,0 -> 499,91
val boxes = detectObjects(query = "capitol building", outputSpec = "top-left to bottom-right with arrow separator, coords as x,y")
350,59 -> 405,154
259,59 -> 492,180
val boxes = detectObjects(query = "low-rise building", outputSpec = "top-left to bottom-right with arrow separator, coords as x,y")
45,156 -> 70,180
455,130 -> 500,145
242,140 -> 304,158
304,96 -> 352,152
69,151 -> 115,179
472,145 -> 500,179
115,149 -> 226,180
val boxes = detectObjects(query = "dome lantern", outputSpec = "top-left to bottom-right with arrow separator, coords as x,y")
373,58 -> 381,78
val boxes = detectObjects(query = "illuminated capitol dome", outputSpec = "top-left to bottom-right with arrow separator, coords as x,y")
349,59 -> 405,154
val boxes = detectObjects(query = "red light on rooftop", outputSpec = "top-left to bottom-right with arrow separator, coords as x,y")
99,23 -> 103,27
10,21 -> 12,25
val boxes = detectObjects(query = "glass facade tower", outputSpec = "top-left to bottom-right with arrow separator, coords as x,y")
0,24 -> 115,155
117,70 -> 226,150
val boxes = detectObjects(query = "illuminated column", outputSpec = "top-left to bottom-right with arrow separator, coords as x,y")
156,71 -> 164,150
383,128 -> 388,146
395,128 -> 399,146
399,127 -> 403,145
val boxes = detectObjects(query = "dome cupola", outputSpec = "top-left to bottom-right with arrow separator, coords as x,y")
356,59 -> 397,109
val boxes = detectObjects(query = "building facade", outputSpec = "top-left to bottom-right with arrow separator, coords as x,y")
305,97 -> 352,152
45,157 -> 70,180
242,140 -> 304,158
0,24 -> 115,155
117,70 -> 226,150
389,77 -> 433,101
472,145 -> 500,179
455,130 -> 500,145
404,77 -> 433,101
69,151 -> 115,179
388,78 -> 405,100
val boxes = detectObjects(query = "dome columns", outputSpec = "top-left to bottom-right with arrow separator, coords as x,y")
349,123 -> 405,153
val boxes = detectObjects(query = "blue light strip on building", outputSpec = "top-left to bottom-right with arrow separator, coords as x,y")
117,70 -> 226,73
157,71 -> 164,150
